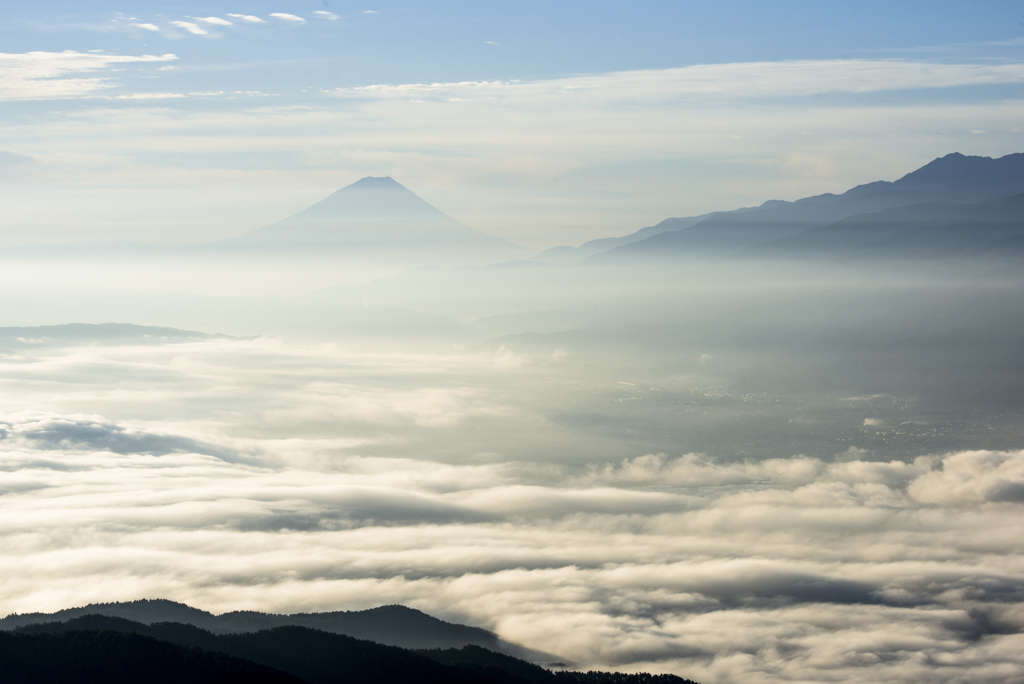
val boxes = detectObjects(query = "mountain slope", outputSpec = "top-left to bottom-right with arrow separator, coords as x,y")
532,215 -> 714,265
741,193 -> 1024,263
589,152 -> 1024,262
13,616 -> 701,684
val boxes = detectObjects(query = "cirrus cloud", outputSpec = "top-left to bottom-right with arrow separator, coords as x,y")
0,51 -> 178,101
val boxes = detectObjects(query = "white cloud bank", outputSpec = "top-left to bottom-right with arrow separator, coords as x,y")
0,338 -> 1022,684
0,51 -> 178,101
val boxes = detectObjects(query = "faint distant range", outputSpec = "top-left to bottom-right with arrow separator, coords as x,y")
534,152 -> 1024,265
0,323 -> 233,348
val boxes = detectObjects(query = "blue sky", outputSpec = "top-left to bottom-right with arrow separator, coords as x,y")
1,1 -> 1023,248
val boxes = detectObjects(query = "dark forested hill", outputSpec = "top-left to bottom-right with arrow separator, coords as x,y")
0,628 -> 302,684
9,615 -> 700,684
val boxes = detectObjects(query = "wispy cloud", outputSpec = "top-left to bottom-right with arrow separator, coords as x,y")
313,11 -> 339,20
195,17 -> 233,27
340,59 -> 1024,101
226,14 -> 266,24
114,93 -> 187,100
0,51 -> 178,101
269,13 -> 306,23
362,10 -> 379,14
170,21 -> 208,36
130,23 -> 160,32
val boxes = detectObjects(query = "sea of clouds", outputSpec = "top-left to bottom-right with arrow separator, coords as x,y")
1,336 -> 1022,684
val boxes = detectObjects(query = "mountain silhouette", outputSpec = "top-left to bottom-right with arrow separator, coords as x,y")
9,615 -> 701,684
742,192 -> 1024,263
0,599 -> 509,652
212,176 -> 526,263
589,152 -> 1024,262
0,627 -> 301,684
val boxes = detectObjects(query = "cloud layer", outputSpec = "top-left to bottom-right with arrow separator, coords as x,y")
0,337 -> 1022,684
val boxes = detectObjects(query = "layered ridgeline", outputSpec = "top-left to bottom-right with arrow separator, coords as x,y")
206,176 -> 526,264
742,192 -> 1024,264
0,599 -> 503,651
0,611 -> 700,684
534,152 -> 1024,265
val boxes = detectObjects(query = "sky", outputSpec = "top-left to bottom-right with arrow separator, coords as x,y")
1,0 -> 1023,248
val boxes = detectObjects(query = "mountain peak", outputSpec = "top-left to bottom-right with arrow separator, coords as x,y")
894,151 -> 1024,191
346,176 -> 406,191
216,175 -> 526,260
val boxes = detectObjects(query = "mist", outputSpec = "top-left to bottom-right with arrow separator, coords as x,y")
3,165 -> 1024,683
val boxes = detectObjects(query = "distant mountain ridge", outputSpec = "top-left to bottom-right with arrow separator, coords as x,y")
0,323 -> 232,348
742,192 -> 1024,263
585,152 -> 1024,263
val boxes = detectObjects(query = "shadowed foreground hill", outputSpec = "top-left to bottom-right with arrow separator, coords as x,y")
9,616 -> 700,684
0,629 -> 302,684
